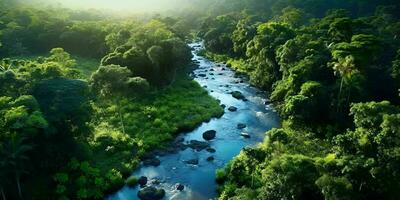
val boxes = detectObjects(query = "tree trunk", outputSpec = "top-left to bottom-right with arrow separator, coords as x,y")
1,187 -> 6,200
337,77 -> 344,112
16,174 -> 22,199
117,99 -> 126,134
346,87 -> 352,107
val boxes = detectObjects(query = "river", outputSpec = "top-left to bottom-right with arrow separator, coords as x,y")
106,42 -> 280,200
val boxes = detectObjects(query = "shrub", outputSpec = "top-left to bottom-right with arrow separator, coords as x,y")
126,176 -> 138,187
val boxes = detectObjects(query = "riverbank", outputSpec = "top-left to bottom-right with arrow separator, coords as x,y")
107,43 -> 280,200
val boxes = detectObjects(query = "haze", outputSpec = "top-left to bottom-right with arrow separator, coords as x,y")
17,0 -> 199,12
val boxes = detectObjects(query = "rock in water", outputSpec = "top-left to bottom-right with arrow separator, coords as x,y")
231,91 -> 245,100
228,106 -> 238,112
203,130 -> 216,140
187,140 -> 210,151
241,132 -> 251,138
237,123 -> 246,129
176,183 -> 185,191
185,158 -> 199,165
206,156 -> 215,161
138,176 -> 148,186
137,187 -> 165,200
206,147 -> 216,153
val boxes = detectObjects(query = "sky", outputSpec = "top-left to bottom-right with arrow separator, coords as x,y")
18,0 -> 195,12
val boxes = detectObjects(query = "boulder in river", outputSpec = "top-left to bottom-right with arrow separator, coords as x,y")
138,176 -> 148,187
241,132 -> 251,138
231,91 -> 245,100
228,106 -> 238,112
198,73 -> 206,77
237,123 -> 247,129
206,147 -> 216,153
185,158 -> 199,165
175,183 -> 185,191
210,68 -> 214,71
137,186 -> 165,200
202,130 -> 216,140
221,104 -> 226,108
206,156 -> 215,162
187,140 -> 210,151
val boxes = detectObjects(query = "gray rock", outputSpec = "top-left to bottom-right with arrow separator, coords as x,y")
185,158 -> 199,165
237,123 -> 247,129
138,176 -> 147,186
176,183 -> 185,191
206,147 -> 216,153
187,140 -> 210,151
203,130 -> 216,140
228,106 -> 238,112
206,156 -> 215,161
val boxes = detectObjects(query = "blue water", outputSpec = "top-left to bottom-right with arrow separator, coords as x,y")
106,43 -> 280,200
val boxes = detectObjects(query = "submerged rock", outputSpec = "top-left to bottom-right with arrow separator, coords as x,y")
206,147 -> 216,153
228,106 -> 238,112
185,158 -> 199,165
203,130 -> 216,140
206,156 -> 215,161
198,73 -> 206,77
187,140 -> 210,151
237,123 -> 247,129
137,186 -> 165,200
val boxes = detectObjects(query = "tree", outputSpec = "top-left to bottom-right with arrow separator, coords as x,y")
90,65 -> 150,133
46,48 -> 76,69
278,6 -> 307,28
1,135 -> 32,199
332,55 -> 358,110
328,18 -> 353,43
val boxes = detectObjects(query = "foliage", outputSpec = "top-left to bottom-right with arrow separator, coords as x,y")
200,1 -> 400,200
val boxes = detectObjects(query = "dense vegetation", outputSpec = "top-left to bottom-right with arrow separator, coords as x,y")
197,0 -> 400,199
0,2 -> 223,199
2,0 -> 400,199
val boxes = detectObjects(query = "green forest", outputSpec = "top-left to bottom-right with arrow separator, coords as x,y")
1,0 -> 400,200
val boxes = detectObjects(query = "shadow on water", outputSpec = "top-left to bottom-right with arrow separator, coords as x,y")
106,42 -> 280,200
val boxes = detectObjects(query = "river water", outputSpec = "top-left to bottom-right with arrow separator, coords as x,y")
106,43 -> 280,200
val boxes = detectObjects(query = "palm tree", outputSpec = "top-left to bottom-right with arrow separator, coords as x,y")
2,135 -> 33,199
333,55 -> 358,111
0,158 -> 9,200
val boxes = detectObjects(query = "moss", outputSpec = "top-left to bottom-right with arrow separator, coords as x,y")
126,176 -> 138,187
